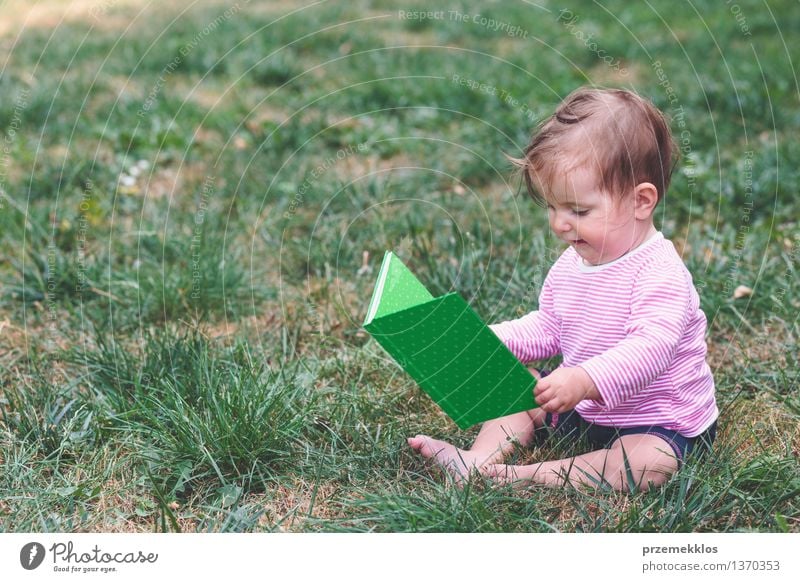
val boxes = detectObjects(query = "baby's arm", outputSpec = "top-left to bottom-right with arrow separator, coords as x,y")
489,275 -> 561,363
578,263 -> 693,410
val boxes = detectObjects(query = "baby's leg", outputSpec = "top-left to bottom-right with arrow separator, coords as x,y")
408,367 -> 545,482
484,434 -> 680,491
408,407 -> 546,481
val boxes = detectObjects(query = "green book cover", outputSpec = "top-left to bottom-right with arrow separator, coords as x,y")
363,251 -> 537,429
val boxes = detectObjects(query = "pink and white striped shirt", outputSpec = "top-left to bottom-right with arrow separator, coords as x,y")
490,232 -> 718,437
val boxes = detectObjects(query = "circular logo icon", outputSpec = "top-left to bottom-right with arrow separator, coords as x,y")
20,542 -> 46,570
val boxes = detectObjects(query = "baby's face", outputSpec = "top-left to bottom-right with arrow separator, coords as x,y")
539,166 -> 640,266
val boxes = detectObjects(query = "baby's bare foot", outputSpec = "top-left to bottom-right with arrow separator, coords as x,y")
407,435 -> 485,484
482,463 -> 522,484
482,463 -> 542,489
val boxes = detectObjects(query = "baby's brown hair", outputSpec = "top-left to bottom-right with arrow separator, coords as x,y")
510,87 -> 678,204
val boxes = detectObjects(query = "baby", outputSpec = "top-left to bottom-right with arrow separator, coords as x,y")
408,87 -> 719,491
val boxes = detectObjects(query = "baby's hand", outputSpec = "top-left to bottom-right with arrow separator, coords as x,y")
533,366 -> 600,413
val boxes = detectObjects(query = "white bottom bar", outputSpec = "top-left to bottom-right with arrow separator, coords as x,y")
1,533 -> 797,580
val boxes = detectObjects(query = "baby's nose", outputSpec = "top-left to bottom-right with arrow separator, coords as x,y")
552,215 -> 572,232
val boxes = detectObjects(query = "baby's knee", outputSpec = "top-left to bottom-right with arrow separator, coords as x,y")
526,407 -> 547,429
527,366 -> 543,380
608,435 -> 680,491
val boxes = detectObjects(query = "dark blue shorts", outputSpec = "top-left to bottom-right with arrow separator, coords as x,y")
539,409 -> 718,466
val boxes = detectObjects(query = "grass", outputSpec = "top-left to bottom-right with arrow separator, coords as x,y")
0,0 -> 798,532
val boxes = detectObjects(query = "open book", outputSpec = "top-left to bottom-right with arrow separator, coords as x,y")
363,251 -> 537,429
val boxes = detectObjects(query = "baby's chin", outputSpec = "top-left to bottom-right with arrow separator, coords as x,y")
581,248 -> 630,266
569,241 -> 621,265
567,239 -> 591,254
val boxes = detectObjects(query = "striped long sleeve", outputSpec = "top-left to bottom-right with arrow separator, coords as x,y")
578,262 -> 691,410
489,276 -> 561,363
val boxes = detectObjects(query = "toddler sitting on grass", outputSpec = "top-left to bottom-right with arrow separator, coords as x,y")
408,87 -> 718,491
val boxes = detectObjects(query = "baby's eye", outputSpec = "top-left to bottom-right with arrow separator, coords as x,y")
572,209 -> 589,216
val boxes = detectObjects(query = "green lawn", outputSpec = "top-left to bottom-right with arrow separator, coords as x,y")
0,0 -> 798,532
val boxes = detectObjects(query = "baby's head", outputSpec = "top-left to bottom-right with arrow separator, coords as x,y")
511,87 -> 678,265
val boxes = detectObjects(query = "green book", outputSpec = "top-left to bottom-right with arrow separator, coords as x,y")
363,251 -> 537,429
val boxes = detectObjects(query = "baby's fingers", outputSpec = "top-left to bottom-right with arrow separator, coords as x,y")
537,390 -> 564,412
534,385 -> 554,406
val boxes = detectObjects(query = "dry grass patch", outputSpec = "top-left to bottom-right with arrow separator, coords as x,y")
0,0 -> 148,38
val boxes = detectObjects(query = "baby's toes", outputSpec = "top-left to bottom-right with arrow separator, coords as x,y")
481,463 -> 508,479
483,464 -> 523,485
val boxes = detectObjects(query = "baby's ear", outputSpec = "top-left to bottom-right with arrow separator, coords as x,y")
633,182 -> 659,219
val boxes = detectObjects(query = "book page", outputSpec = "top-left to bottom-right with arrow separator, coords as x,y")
364,251 -> 434,324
